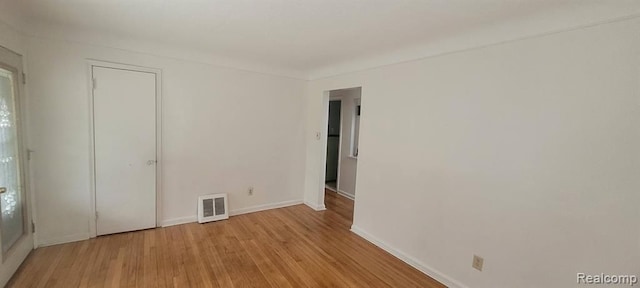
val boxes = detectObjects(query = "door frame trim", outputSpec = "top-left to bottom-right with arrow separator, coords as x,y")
316,86 -> 362,210
86,60 -> 163,238
0,45 -> 34,288
0,62 -> 29,260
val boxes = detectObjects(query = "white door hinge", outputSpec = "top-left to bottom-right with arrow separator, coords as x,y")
22,72 -> 26,85
92,78 -> 97,90
31,222 -> 35,233
95,211 -> 98,220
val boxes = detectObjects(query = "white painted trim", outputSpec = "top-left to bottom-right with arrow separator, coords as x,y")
335,99 -> 343,192
349,97 -> 361,158
0,49 -> 35,285
161,215 -> 197,227
229,199 -> 303,216
25,28 -> 306,80
336,190 -> 355,201
317,86 -> 363,215
350,225 -> 468,288
86,59 -> 163,238
304,201 -> 327,211
35,200 -> 305,245
86,62 -> 95,237
318,91 -> 330,207
0,234 -> 32,288
162,199 -> 305,227
308,13 -> 640,80
326,187 -> 355,201
325,184 -> 337,192
37,232 -> 90,248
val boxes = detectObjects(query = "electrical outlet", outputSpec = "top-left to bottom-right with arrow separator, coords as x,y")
248,187 -> 254,196
472,255 -> 484,271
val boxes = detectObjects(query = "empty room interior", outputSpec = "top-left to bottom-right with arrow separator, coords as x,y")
0,1 -> 639,287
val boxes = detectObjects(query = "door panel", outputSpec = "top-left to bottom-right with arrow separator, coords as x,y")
93,66 -> 157,236
0,47 -> 32,288
0,67 -> 24,253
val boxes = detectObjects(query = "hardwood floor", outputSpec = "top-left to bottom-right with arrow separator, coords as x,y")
324,188 -> 354,223
8,193 -> 445,288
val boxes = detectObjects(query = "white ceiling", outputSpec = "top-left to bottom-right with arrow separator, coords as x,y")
11,0 -> 640,79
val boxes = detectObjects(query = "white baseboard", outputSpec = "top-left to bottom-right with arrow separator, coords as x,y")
161,215 -> 198,227
350,225 -> 468,288
304,201 -> 326,211
336,190 -> 355,200
162,199 -> 304,227
37,232 -> 90,247
325,185 -> 337,192
229,199 -> 303,216
325,187 -> 355,201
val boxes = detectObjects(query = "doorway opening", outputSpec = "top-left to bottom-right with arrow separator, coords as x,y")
323,87 -> 361,222
325,99 -> 341,191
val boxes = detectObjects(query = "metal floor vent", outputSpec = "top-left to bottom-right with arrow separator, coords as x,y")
198,193 -> 229,223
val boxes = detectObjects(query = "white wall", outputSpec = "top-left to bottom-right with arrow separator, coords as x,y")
329,88 -> 360,198
0,1 -> 27,75
304,18 -> 640,288
0,23 -> 24,56
26,36 -> 307,245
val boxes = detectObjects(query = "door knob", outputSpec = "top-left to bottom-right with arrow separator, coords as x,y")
0,187 -> 6,194
146,160 -> 157,165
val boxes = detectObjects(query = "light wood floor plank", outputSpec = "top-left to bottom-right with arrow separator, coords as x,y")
7,190 -> 445,288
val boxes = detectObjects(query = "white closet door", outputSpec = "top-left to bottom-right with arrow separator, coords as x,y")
93,66 -> 157,236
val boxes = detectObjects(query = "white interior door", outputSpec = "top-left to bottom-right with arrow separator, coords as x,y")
93,66 -> 157,236
0,48 -> 32,288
